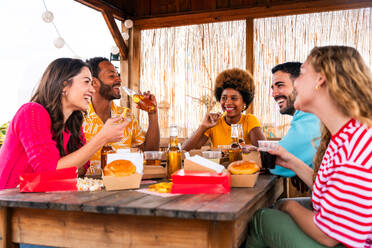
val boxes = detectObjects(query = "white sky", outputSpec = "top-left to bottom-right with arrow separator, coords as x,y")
0,0 -> 119,124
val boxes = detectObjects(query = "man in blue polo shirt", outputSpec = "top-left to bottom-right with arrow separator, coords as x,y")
269,62 -> 321,178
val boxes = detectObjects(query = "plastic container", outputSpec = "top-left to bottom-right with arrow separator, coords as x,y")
202,150 -> 222,164
144,151 -> 164,166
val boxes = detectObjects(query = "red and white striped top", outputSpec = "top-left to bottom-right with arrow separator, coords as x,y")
312,119 -> 372,248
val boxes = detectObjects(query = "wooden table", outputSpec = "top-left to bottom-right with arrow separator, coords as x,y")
0,175 -> 283,248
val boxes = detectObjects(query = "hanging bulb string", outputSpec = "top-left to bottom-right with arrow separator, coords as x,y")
42,0 -> 79,57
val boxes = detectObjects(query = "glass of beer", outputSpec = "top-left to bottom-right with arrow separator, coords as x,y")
144,151 -> 163,166
258,140 -> 278,169
202,151 -> 222,164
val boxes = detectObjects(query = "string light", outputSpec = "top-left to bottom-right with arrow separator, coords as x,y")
53,37 -> 65,48
111,45 -> 119,55
121,31 -> 130,41
42,0 -> 79,56
124,19 -> 133,29
41,11 -> 54,23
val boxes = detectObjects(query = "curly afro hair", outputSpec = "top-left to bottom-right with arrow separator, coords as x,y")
214,68 -> 255,110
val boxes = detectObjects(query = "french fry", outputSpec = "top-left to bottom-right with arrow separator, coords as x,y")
148,182 -> 173,193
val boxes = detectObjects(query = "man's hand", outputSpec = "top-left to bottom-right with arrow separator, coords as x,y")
136,91 -> 157,114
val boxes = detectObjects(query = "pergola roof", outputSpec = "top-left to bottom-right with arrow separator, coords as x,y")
74,0 -> 371,63
75,0 -> 372,29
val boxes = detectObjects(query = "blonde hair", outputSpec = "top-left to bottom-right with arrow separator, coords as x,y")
310,46 -> 372,180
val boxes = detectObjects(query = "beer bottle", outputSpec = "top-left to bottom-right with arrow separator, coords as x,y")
237,124 -> 245,146
122,86 -> 156,113
229,124 -> 242,163
101,145 -> 114,170
166,125 -> 182,179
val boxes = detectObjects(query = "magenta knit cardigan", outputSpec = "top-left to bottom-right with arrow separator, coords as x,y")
0,102 -> 89,189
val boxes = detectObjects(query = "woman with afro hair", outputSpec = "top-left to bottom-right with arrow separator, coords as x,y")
182,68 -> 266,151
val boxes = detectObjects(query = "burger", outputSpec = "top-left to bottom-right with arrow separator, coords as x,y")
228,160 -> 260,175
103,160 -> 137,177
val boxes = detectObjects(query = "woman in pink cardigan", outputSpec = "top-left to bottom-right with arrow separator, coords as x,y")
0,58 -> 128,189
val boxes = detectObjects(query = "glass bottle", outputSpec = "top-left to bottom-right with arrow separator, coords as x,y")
122,86 -> 156,113
166,125 -> 182,179
229,124 -> 242,163
100,145 -> 115,170
237,124 -> 245,146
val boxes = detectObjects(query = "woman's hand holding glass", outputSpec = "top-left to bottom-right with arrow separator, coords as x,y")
263,144 -> 297,171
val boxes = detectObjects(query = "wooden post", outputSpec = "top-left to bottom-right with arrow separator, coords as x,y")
120,22 -> 130,108
246,18 -> 254,114
120,23 -> 141,114
0,207 -> 17,248
128,26 -> 142,118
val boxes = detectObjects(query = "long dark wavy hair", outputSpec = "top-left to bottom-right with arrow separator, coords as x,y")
30,58 -> 91,156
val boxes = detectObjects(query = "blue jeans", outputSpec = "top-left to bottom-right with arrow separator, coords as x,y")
20,244 -> 55,248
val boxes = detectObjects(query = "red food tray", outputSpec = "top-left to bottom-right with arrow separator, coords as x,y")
19,167 -> 78,192
171,169 -> 230,194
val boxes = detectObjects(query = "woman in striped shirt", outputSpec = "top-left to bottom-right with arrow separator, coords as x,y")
246,46 -> 372,248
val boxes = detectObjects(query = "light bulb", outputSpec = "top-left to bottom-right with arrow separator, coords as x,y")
111,45 -> 119,55
54,37 -> 65,49
121,31 -> 129,41
124,19 -> 133,29
42,11 -> 54,23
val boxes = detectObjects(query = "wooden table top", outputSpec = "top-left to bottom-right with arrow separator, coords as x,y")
0,175 -> 279,221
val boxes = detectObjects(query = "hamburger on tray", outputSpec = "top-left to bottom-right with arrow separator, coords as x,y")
228,160 -> 260,187
102,150 -> 143,191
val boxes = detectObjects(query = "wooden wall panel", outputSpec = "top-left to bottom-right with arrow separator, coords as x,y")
191,0 -> 216,11
230,0 -> 243,8
151,0 -> 170,15
178,0 -> 192,12
135,0 -> 151,17
167,0 -> 178,13
216,0 -> 230,9
114,0 -> 134,16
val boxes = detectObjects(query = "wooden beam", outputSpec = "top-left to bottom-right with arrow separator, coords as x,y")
134,0 -> 372,29
74,0 -> 126,21
246,18 -> 254,114
120,23 -> 130,108
102,10 -> 128,60
128,27 -> 142,117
